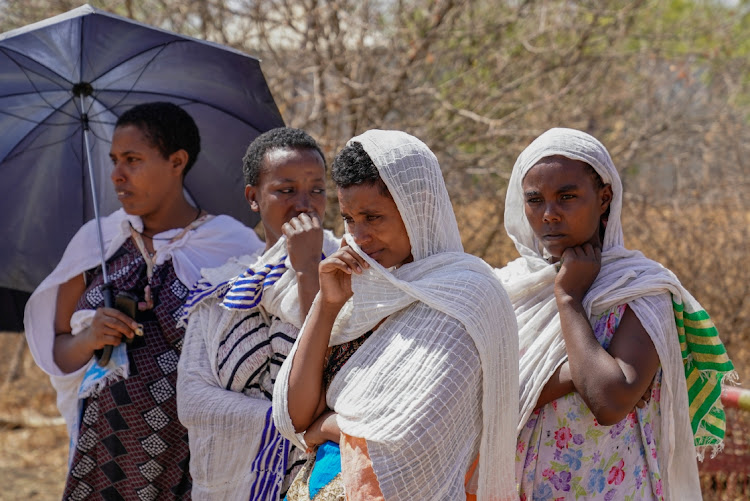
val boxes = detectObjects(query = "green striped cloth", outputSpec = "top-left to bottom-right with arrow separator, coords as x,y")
674,297 -> 736,453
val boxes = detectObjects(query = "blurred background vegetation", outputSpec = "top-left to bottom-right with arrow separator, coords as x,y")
1,0 -> 748,499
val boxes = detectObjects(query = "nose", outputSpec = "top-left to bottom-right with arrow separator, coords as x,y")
110,159 -> 125,184
350,223 -> 372,247
542,202 -> 561,223
293,192 -> 312,213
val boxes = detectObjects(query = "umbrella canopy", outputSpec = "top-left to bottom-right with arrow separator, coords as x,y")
0,4 -> 284,293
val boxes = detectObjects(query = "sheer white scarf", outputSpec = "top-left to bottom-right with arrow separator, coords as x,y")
496,127 -> 724,499
274,130 -> 518,500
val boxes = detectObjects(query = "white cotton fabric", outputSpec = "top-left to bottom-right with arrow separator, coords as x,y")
177,230 -> 340,500
273,130 -> 519,500
24,208 -> 260,451
496,127 -> 702,499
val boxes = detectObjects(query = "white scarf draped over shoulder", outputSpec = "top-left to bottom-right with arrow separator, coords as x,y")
23,208 -> 261,451
273,130 -> 519,500
496,127 -> 736,500
176,230 -> 340,500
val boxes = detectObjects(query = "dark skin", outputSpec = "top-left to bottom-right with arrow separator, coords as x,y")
287,183 -> 413,445
244,147 -> 328,323
54,124 -> 196,373
523,157 -> 659,425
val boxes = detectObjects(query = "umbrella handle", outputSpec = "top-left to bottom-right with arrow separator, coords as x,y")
95,283 -> 115,366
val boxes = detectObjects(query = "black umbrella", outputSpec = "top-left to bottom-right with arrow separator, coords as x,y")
0,3 -> 284,296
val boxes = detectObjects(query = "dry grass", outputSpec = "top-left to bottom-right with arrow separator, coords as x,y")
0,333 -> 67,501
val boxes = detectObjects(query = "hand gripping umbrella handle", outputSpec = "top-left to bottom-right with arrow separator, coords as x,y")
95,283 -> 115,366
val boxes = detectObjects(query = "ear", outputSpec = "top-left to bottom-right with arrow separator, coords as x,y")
169,149 -> 189,177
600,184 -> 613,215
244,185 -> 259,212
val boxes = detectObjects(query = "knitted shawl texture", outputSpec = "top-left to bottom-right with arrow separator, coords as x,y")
177,231 -> 340,500
273,130 -> 519,500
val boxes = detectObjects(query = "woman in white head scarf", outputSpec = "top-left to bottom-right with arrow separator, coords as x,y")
497,128 -> 735,500
274,130 -> 519,500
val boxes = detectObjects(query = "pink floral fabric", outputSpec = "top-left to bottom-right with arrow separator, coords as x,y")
516,305 -> 664,500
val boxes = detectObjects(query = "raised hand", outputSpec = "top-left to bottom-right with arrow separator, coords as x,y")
283,212 -> 324,275
318,240 -> 369,308
555,243 -> 602,302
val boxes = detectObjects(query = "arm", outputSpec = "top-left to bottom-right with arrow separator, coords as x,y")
287,243 -> 368,432
53,274 -> 136,373
535,361 -> 575,410
283,213 -> 324,322
555,244 -> 659,425
303,409 -> 341,446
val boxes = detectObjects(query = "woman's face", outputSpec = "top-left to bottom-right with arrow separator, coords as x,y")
338,182 -> 413,269
110,124 -> 185,218
244,147 -> 327,246
522,156 -> 612,262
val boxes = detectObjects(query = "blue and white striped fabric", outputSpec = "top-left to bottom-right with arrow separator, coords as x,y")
178,254 -> 287,327
223,257 -> 288,309
248,407 -> 291,501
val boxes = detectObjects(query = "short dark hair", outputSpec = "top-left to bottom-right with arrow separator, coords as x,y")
331,141 -> 390,197
242,127 -> 326,186
115,102 -> 201,176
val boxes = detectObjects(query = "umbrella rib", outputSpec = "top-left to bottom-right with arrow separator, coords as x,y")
0,47 -> 81,123
3,125 -> 81,163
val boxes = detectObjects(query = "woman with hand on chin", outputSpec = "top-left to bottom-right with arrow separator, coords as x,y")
177,128 -> 341,501
274,130 -> 518,501
497,128 -> 735,500
25,102 -> 259,500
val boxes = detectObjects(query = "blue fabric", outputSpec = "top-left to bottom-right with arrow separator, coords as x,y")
283,441 -> 341,501
308,441 -> 342,499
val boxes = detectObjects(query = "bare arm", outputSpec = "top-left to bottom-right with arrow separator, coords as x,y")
535,361 -> 575,410
53,274 -> 136,373
287,243 -> 368,432
555,244 -> 659,425
303,409 -> 341,446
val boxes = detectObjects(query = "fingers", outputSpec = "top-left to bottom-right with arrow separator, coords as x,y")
322,247 -> 368,275
282,212 -> 322,236
94,307 -> 137,340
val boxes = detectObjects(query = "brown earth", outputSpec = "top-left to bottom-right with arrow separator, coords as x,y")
0,332 -> 67,501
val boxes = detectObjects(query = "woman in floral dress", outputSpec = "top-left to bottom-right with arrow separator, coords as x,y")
496,128 -> 735,500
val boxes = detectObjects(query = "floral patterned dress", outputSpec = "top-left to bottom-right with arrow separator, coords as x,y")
516,305 -> 665,501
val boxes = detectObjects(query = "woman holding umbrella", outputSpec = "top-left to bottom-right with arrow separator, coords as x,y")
25,102 -> 261,499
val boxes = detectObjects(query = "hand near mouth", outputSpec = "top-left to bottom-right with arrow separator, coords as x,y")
318,239 -> 370,308
554,243 -> 602,303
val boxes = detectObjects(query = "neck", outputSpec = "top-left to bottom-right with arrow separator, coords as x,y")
140,194 -> 200,237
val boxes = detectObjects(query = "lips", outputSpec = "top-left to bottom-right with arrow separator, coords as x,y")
363,249 -> 382,260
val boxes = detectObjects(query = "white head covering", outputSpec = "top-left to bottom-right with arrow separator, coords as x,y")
504,127 -> 624,262
275,130 -> 518,500
497,127 -> 734,500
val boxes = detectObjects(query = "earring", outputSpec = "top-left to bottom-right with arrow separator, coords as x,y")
250,201 -> 259,210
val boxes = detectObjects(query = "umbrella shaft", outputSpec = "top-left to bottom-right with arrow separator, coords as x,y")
80,94 -> 110,284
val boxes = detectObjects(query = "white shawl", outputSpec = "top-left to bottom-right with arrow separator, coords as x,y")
24,208 -> 260,451
177,230 -> 340,500
274,130 -> 518,500
496,127 -> 732,500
